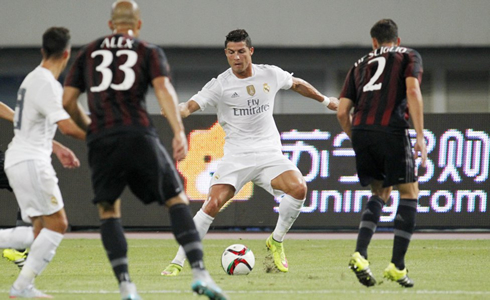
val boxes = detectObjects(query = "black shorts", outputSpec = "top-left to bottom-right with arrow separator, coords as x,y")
351,130 -> 416,188
88,133 -> 183,205
0,151 -> 12,191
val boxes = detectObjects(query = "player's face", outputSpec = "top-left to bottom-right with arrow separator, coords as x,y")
225,41 -> 254,78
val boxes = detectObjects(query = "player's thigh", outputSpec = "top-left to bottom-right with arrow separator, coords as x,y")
208,184 -> 235,205
5,160 -> 64,222
88,136 -> 127,204
210,152 -> 256,196
383,133 -> 417,187
270,169 -> 307,198
254,152 -> 302,197
351,130 -> 387,187
126,135 -> 183,204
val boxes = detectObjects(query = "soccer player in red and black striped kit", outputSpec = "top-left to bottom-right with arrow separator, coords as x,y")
337,19 -> 427,288
63,1 -> 227,299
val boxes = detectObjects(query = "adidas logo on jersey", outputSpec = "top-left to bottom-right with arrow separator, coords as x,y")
231,92 -> 239,98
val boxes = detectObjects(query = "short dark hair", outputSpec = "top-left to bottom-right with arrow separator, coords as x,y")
225,29 -> 252,48
42,27 -> 70,59
370,19 -> 398,44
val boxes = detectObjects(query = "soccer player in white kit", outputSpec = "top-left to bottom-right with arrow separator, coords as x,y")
0,101 -> 79,271
162,29 -> 339,276
4,27 -> 85,298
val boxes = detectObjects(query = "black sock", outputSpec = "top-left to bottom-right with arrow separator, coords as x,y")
355,196 -> 385,259
16,209 -> 30,227
100,218 -> 130,283
15,209 -> 28,253
169,204 -> 205,270
392,199 -> 417,270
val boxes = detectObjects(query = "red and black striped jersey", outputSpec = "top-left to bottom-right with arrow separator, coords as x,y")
340,46 -> 423,133
64,34 -> 170,142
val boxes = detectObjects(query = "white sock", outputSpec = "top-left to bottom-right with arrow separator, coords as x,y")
171,209 -> 214,266
13,228 -> 63,290
0,226 -> 34,249
273,194 -> 305,242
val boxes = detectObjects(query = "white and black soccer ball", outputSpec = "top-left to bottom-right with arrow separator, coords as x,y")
221,244 -> 255,275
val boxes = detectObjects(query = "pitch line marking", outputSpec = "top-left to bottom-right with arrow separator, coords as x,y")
1,289 -> 489,295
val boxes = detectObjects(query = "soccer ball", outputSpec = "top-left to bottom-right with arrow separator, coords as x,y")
221,244 -> 255,275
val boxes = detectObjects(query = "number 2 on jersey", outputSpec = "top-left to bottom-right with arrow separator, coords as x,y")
363,57 -> 386,92
90,49 -> 138,92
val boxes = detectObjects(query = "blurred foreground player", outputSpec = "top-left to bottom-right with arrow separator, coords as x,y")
63,1 -> 227,299
0,101 -> 31,269
337,19 -> 426,287
5,27 -> 84,298
0,103 -> 79,271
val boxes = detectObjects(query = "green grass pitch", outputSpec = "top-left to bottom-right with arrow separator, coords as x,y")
1,238 -> 489,299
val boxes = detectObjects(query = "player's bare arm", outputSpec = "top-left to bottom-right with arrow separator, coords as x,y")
57,118 -> 86,140
162,100 -> 200,119
406,76 -> 427,167
0,101 -> 14,122
290,77 -> 339,111
63,86 -> 91,131
153,76 -> 188,161
52,140 -> 80,169
337,97 -> 354,139
179,100 -> 201,118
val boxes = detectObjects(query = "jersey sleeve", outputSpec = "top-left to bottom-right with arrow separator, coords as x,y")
405,50 -> 423,84
339,66 -> 357,101
64,48 -> 87,92
271,65 -> 293,90
148,46 -> 170,80
37,82 -> 70,124
191,78 -> 221,111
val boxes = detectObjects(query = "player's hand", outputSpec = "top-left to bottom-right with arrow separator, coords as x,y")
54,146 -> 80,169
413,136 -> 427,168
326,97 -> 339,111
173,131 -> 188,161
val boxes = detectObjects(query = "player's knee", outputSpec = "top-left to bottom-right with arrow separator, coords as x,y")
46,215 -> 68,234
289,181 -> 307,200
97,201 -> 120,218
166,192 -> 189,207
57,217 -> 69,234
371,187 -> 391,202
98,201 -> 114,212
202,198 -> 221,217
398,182 -> 419,199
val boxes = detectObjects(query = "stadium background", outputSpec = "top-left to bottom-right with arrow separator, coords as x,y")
0,0 -> 488,230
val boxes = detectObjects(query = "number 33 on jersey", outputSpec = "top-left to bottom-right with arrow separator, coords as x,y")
64,33 -> 171,141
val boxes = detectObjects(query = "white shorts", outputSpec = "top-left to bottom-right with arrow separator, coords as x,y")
5,160 -> 64,223
210,150 -> 300,197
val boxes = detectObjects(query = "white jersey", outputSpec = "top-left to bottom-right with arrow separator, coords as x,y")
192,64 -> 293,155
5,66 -> 70,168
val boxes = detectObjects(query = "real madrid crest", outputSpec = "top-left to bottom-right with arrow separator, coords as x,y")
246,85 -> 255,96
263,83 -> 270,93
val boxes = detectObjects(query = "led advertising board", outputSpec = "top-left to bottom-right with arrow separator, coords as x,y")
178,114 -> 488,229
